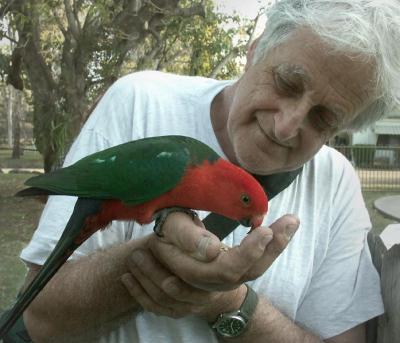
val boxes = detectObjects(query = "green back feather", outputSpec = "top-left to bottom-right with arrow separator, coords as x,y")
25,135 -> 220,205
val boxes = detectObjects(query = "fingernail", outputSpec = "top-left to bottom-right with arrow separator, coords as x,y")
131,251 -> 144,264
285,223 -> 298,240
121,273 -> 133,287
162,278 -> 180,296
194,236 -> 211,260
262,234 -> 273,246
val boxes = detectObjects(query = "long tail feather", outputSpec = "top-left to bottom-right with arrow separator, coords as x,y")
15,187 -> 58,197
0,198 -> 102,339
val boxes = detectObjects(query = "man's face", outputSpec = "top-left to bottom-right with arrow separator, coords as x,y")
227,29 -> 375,175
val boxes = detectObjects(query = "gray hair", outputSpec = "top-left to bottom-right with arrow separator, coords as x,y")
254,0 -> 400,131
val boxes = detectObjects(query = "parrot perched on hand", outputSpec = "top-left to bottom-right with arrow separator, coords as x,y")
0,135 -> 268,338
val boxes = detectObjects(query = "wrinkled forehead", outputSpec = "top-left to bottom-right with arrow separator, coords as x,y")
270,28 -> 378,109
314,28 -> 374,77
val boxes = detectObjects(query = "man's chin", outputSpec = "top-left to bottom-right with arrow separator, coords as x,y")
233,141 -> 299,174
236,157 -> 279,175
237,156 -> 301,175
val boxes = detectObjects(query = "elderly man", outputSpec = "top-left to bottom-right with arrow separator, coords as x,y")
20,0 -> 399,342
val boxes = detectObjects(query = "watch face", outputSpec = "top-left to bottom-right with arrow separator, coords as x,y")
215,315 -> 247,338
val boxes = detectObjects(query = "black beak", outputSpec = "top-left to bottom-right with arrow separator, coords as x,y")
239,218 -> 252,227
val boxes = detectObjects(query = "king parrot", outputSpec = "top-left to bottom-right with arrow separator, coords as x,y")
0,135 -> 268,338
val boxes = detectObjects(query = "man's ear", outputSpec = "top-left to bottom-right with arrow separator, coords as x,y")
245,37 -> 260,71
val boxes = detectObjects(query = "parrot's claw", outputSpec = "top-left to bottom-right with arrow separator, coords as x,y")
153,207 -> 198,237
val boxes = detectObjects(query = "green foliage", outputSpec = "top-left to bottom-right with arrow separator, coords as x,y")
1,0 -> 259,170
143,0 -> 253,78
0,52 -> 11,81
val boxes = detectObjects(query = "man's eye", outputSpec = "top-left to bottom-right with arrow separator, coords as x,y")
310,106 -> 339,132
273,71 -> 303,96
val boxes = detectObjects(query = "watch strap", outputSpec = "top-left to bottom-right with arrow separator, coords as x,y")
211,284 -> 258,337
240,284 -> 258,320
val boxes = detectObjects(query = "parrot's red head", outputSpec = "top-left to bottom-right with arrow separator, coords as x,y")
177,159 -> 268,229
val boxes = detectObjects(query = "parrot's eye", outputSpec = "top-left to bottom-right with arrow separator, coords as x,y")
241,194 -> 251,207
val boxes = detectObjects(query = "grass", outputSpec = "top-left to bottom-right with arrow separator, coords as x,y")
0,172 -> 398,312
0,174 -> 44,311
0,149 -> 43,169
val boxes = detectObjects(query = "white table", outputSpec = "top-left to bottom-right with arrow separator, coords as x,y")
374,195 -> 400,222
380,223 -> 400,249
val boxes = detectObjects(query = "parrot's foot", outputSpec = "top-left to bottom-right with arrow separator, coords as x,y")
153,207 -> 198,237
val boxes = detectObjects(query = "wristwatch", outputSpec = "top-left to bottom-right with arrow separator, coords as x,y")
211,284 -> 258,338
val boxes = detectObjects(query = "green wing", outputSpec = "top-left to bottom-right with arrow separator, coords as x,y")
25,135 -> 219,205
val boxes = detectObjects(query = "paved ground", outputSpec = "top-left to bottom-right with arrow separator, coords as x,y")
357,169 -> 400,190
0,168 -> 44,174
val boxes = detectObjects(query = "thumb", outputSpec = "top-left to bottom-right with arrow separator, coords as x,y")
155,212 -> 221,262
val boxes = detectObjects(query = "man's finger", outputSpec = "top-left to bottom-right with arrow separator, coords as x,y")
156,212 -> 221,261
126,250 -> 177,307
161,276 -> 214,305
245,214 -> 300,280
150,227 -> 274,290
121,273 -> 186,318
127,248 -> 211,304
265,214 -> 299,257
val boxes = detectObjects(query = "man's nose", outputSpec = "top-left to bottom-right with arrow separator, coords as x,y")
273,99 -> 311,142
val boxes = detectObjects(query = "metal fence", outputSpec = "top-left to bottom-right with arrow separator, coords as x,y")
332,145 -> 400,191
1,145 -> 399,191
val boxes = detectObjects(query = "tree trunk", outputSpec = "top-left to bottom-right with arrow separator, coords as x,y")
6,85 -> 13,148
11,89 -> 22,159
5,0 -> 209,171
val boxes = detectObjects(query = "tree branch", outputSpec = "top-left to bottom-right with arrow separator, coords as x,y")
128,0 -> 144,15
245,13 -> 261,49
1,32 -> 18,44
72,0 -> 82,32
0,0 -> 15,19
52,8 -> 67,37
7,43 -> 24,90
19,1 -> 57,91
174,3 -> 205,18
81,3 -> 100,38
63,0 -> 80,39
207,47 -> 239,78
208,12 -> 261,78
157,48 -> 189,70
135,32 -> 165,70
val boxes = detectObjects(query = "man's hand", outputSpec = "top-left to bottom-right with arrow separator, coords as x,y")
121,213 -> 299,320
150,212 -> 299,290
121,248 -> 248,321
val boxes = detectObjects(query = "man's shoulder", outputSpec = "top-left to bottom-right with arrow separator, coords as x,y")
112,70 -> 222,92
297,145 -> 358,192
312,145 -> 354,172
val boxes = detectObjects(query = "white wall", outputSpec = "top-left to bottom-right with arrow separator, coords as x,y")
352,127 -> 378,145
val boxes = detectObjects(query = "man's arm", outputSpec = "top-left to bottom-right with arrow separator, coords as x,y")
216,295 -> 365,342
20,213 -> 288,342
216,296 -> 365,343
22,237 -> 148,342
122,213 -> 366,343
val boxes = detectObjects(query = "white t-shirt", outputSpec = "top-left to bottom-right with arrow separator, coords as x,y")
21,71 -> 384,342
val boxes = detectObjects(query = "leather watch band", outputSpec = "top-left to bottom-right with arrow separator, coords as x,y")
240,284 -> 258,320
211,284 -> 259,338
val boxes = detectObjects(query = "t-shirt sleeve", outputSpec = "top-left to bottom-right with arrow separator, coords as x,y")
295,156 -> 384,339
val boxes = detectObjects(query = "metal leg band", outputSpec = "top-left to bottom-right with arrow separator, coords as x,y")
153,207 -> 198,237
